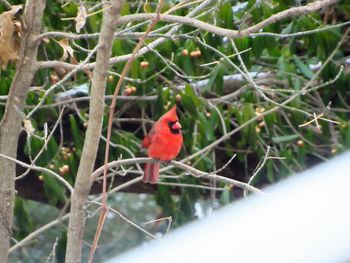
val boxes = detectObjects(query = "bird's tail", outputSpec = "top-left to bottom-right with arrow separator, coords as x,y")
143,162 -> 160,184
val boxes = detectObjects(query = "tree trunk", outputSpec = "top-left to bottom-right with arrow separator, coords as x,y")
65,1 -> 123,262
0,0 -> 46,261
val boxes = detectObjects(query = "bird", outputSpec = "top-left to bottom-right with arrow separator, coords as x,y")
142,105 -> 183,184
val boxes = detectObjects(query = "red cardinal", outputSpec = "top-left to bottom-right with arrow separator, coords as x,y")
142,105 -> 183,184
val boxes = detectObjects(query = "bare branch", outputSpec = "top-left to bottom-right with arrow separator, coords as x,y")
91,158 -> 263,195
116,0 -> 338,38
244,146 -> 272,197
36,0 -> 215,71
0,153 -> 74,193
179,28 -> 349,165
9,177 -> 143,254
251,20 -> 350,38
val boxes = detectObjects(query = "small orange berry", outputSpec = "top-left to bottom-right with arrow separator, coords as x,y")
108,75 -> 114,83
62,165 -> 69,173
258,121 -> 265,128
190,50 -> 201,58
297,140 -> 304,147
50,73 -> 59,84
124,87 -> 132,96
140,61 -> 149,69
182,49 -> 189,56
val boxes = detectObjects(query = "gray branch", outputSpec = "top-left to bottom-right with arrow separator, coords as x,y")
64,1 -> 124,262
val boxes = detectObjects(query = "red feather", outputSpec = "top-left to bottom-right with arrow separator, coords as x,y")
142,105 -> 183,184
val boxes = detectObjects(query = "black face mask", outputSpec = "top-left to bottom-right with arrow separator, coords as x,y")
168,121 -> 181,134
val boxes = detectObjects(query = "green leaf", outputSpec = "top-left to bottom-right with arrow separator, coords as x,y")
281,21 -> 293,35
130,60 -> 140,80
154,88 -> 166,118
342,123 -> 350,147
266,161 -> 274,183
56,230 -> 67,263
185,85 -> 200,106
25,134 -> 58,167
181,85 -> 201,118
272,134 -> 299,143
43,173 -> 66,206
69,115 -> 83,156
14,198 -> 33,240
234,37 -> 250,66
241,104 -> 257,149
293,55 -> 314,79
206,64 -> 224,95
180,54 -> 193,76
198,112 -> 214,142
156,185 -> 174,216
218,2 -> 233,29
220,187 -> 231,205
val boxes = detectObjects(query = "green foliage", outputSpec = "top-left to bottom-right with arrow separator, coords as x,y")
14,198 -> 33,240
56,231 -> 67,263
218,2 -> 234,29
69,115 -> 84,156
42,173 -> 66,206
3,1 -> 350,260
272,134 -> 299,144
24,134 -> 59,167
181,84 -> 201,118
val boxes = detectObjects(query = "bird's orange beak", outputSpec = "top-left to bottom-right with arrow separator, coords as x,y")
172,121 -> 181,130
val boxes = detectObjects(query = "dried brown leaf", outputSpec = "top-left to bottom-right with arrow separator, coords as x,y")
0,5 -> 23,69
58,38 -> 75,62
23,119 -> 35,137
75,3 -> 87,33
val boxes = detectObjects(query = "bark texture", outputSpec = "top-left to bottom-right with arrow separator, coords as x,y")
0,0 -> 46,261
65,1 -> 123,262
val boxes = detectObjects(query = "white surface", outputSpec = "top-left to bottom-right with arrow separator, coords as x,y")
106,152 -> 350,263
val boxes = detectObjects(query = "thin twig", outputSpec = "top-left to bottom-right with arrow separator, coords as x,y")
251,20 -> 350,38
91,157 -> 263,194
244,146 -> 271,197
178,28 -> 349,165
16,107 -> 66,180
27,44 -> 99,118
89,200 -> 160,240
9,177 -> 143,254
0,0 -> 11,10
158,182 -> 227,191
0,153 -> 74,193
89,1 -> 164,261
115,1 -> 338,38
